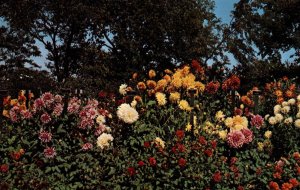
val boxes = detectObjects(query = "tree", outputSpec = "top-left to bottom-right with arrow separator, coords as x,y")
230,0 -> 300,64
1,0 -> 107,83
105,0 -> 226,71
1,0 -> 227,91
0,24 -> 40,69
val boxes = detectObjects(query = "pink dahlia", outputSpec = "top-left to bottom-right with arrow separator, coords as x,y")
9,106 -> 20,122
34,98 -> 45,110
43,147 -> 56,158
81,143 -> 93,151
86,108 -> 97,119
40,113 -> 51,124
67,100 -> 80,114
79,118 -> 94,129
52,103 -> 63,117
241,128 -> 254,144
20,110 -> 32,119
42,92 -> 54,108
39,130 -> 52,142
227,131 -> 245,148
250,115 -> 264,129
95,124 -> 106,136
87,99 -> 99,107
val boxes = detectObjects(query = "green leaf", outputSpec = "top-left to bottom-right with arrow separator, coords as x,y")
108,167 -> 116,175
147,100 -> 156,106
8,136 -> 16,145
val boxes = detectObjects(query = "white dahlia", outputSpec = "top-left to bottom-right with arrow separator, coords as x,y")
117,103 -> 139,124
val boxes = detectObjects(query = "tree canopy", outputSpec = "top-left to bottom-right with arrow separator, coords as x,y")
0,0 -> 226,92
230,0 -> 300,64
1,0 -> 299,93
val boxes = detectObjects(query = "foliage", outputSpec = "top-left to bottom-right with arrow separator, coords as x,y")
0,0 -> 227,92
230,0 -> 300,64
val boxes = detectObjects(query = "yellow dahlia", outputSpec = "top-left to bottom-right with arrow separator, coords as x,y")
182,73 -> 196,89
194,81 -> 205,93
169,92 -> 181,103
155,92 -> 167,106
178,100 -> 192,111
170,77 -> 182,88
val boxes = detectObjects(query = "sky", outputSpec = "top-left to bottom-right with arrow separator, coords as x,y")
214,0 -> 237,24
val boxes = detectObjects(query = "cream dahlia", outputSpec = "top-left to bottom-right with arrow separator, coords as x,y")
117,103 -> 139,124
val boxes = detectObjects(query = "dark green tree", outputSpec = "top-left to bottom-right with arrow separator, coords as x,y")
230,0 -> 300,64
1,0 -> 227,92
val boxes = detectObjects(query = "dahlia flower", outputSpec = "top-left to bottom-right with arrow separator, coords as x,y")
178,100 -> 192,111
67,97 -> 81,114
119,84 -> 128,96
54,95 -> 63,103
39,130 -> 52,143
227,130 -> 245,148
44,147 -> 57,158
268,116 -> 277,125
146,80 -> 157,89
281,106 -> 290,114
295,119 -> 300,128
155,92 -> 167,106
274,104 -> 281,114
169,92 -> 180,103
40,113 -> 51,124
215,111 -> 225,122
284,117 -> 293,125
20,110 -> 32,119
218,130 -> 227,140
97,133 -> 114,149
34,98 -> 45,110
117,103 -> 139,124
171,77 -> 182,88
9,106 -> 20,123
250,115 -> 264,129
264,131 -> 272,139
82,143 -> 93,151
137,82 -> 147,90
288,98 -> 296,105
282,101 -> 288,107
241,128 -> 253,144
148,69 -> 156,78
154,137 -> 165,149
96,115 -> 106,124
42,92 -> 54,108
52,103 -> 63,117
232,115 -> 248,129
275,114 -> 284,123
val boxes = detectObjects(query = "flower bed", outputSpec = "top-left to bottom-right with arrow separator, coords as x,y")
1,63 -> 300,189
